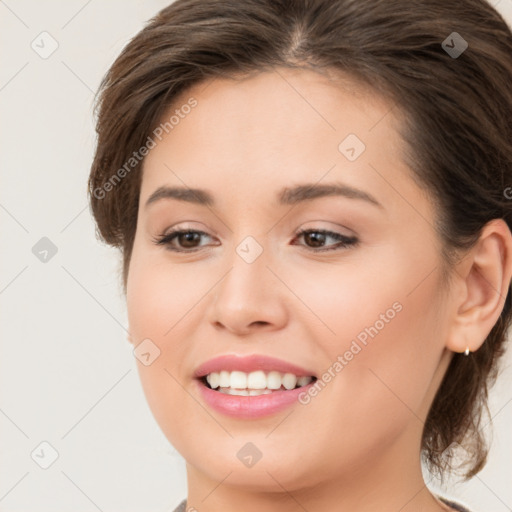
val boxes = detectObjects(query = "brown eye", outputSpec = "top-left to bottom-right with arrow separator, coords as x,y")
152,229 -> 214,252
303,231 -> 327,247
293,229 -> 358,252
176,231 -> 202,248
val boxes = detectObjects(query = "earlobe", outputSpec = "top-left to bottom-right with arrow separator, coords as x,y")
445,218 -> 512,354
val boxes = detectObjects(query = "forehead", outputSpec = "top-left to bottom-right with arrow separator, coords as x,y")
156,67 -> 398,151
139,68 -> 415,213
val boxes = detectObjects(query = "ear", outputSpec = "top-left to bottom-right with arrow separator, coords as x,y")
445,218 -> 512,354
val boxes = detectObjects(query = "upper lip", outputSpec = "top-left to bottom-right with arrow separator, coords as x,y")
194,354 -> 317,379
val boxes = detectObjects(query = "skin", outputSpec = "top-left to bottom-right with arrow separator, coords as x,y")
125,68 -> 512,512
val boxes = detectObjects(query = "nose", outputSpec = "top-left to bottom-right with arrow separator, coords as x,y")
206,243 -> 289,336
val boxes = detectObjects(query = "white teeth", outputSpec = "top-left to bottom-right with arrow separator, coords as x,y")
230,371 -> 247,389
297,376 -> 311,387
267,371 -> 282,389
225,388 -> 249,396
217,388 -> 274,396
249,389 -> 273,396
219,370 -> 230,387
204,370 -> 314,391
282,373 -> 298,390
208,372 -> 220,389
247,370 -> 267,389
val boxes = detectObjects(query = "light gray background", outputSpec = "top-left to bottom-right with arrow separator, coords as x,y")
1,1 -> 511,511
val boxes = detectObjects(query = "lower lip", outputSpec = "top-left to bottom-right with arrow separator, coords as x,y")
196,379 -> 315,419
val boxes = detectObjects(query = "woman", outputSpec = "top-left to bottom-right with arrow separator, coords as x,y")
88,0 -> 512,510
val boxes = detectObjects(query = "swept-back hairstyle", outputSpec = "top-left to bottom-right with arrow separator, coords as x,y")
88,0 -> 512,482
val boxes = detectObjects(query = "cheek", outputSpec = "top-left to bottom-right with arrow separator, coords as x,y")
280,251 -> 407,347
334,287 -> 444,457
126,253 -> 193,396
127,256 -> 202,458
291,244 -> 445,424
127,252 -> 198,343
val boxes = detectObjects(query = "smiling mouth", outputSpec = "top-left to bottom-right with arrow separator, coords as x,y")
199,370 -> 317,396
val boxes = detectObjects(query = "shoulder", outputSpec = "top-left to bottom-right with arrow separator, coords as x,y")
437,494 -> 474,512
173,496 -> 474,512
170,499 -> 187,512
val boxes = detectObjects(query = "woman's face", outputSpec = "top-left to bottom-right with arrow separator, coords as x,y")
126,68 -> 454,492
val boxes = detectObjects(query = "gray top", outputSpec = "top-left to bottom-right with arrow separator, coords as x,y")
172,499 -> 187,512
438,495 -> 472,512
172,496 -> 472,511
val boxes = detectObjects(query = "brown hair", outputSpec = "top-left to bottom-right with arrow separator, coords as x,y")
88,0 -> 512,482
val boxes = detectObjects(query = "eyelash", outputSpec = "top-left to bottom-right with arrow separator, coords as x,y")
152,228 -> 358,253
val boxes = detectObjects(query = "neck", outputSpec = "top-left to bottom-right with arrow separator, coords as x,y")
183,424 -> 449,512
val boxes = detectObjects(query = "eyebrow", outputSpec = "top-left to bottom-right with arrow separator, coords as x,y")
144,182 -> 384,210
